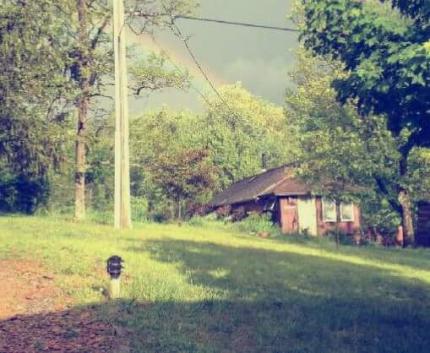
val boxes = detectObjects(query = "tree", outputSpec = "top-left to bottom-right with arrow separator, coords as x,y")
286,49 -> 403,236
148,148 -> 218,219
0,0 -> 196,218
300,0 -> 430,245
130,109 -> 208,219
129,85 -> 292,221
64,0 -> 195,220
204,83 -> 292,188
0,1 -> 75,212
130,52 -> 190,95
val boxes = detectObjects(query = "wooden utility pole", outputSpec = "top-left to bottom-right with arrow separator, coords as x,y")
113,0 -> 132,229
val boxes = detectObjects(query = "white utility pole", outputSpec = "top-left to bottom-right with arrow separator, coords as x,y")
113,0 -> 132,229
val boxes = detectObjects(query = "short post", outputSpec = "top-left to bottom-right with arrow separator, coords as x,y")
106,255 -> 124,299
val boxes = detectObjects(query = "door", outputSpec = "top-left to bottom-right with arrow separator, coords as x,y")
280,198 -> 298,234
297,197 -> 318,236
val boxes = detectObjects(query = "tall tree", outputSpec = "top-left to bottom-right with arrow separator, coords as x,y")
148,148 -> 218,219
0,0 -> 74,212
300,0 -> 430,245
74,0 -> 92,219
129,85 -> 292,220
204,83 -> 292,188
67,0 -> 196,220
286,49 -> 403,234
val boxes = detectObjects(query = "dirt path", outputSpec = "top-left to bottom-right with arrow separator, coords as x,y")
0,260 -> 119,353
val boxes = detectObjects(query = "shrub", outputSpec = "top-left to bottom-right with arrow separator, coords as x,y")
188,213 -> 219,227
235,212 -> 281,237
131,197 -> 149,223
0,173 -> 50,214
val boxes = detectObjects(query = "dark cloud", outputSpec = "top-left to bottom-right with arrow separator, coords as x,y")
130,0 -> 298,113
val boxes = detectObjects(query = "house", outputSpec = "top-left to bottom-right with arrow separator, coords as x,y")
417,200 -> 430,247
211,165 -> 361,236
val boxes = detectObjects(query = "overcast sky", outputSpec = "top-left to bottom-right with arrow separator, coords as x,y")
129,0 -> 298,114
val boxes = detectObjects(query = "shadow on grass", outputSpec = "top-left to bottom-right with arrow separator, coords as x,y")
1,239 -> 429,353
2,294 -> 429,353
128,239 -> 430,353
0,305 -> 117,353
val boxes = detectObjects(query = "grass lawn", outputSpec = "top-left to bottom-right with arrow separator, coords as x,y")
0,215 -> 429,353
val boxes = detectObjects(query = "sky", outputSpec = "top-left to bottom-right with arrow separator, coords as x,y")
129,0 -> 298,114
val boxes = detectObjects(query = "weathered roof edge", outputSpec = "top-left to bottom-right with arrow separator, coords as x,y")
253,174 -> 291,199
210,164 -> 311,207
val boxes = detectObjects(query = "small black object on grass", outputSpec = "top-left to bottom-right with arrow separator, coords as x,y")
106,255 -> 124,279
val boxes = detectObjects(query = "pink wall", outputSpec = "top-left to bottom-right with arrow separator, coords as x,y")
315,197 -> 360,236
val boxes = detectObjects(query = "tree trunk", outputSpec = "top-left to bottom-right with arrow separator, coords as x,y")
335,201 -> 341,249
398,150 -> 415,247
74,0 -> 90,220
177,199 -> 182,220
398,188 -> 415,247
75,101 -> 87,220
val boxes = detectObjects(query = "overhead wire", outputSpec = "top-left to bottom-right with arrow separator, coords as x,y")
169,20 -> 243,148
174,15 -> 299,33
130,11 -> 299,114
170,21 -> 229,107
167,14 -> 295,156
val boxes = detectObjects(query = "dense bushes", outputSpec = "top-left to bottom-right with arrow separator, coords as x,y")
0,172 -> 50,214
234,213 -> 281,236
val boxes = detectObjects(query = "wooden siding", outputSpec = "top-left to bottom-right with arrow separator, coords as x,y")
315,197 -> 360,236
225,196 -> 361,237
417,202 -> 430,247
279,197 -> 299,234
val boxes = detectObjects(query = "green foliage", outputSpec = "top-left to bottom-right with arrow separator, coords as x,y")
86,209 -> 113,225
0,0 -> 74,172
148,148 -> 218,211
301,0 -> 430,146
235,213 -> 281,236
0,1 -> 76,213
130,85 -> 291,221
131,197 -> 149,223
299,0 -> 430,242
0,168 -> 50,214
205,83 -> 292,188
187,213 -> 219,227
130,52 -> 190,94
285,49 -> 405,228
131,109 -> 209,220
0,0 -> 199,216
361,196 -> 401,235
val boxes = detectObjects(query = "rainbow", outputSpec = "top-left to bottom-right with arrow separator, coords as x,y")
127,29 -> 228,89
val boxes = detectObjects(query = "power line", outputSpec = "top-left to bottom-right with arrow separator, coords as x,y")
171,21 -> 238,114
170,21 -> 252,148
172,22 -> 227,104
174,15 -> 299,33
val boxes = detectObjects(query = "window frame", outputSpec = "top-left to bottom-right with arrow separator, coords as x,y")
340,203 -> 354,222
322,198 -> 337,223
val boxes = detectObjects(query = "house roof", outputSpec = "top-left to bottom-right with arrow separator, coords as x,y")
211,165 -> 313,207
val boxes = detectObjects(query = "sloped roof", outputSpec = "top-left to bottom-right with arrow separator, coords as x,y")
211,165 -> 313,207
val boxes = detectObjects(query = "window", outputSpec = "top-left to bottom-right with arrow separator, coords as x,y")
322,199 -> 336,222
340,203 -> 354,222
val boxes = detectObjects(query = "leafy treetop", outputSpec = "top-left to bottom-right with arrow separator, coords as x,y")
301,0 -> 430,151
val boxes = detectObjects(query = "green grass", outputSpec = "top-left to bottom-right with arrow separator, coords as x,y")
1,215 -> 429,353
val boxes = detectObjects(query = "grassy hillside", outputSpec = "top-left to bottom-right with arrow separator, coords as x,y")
1,216 -> 429,353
